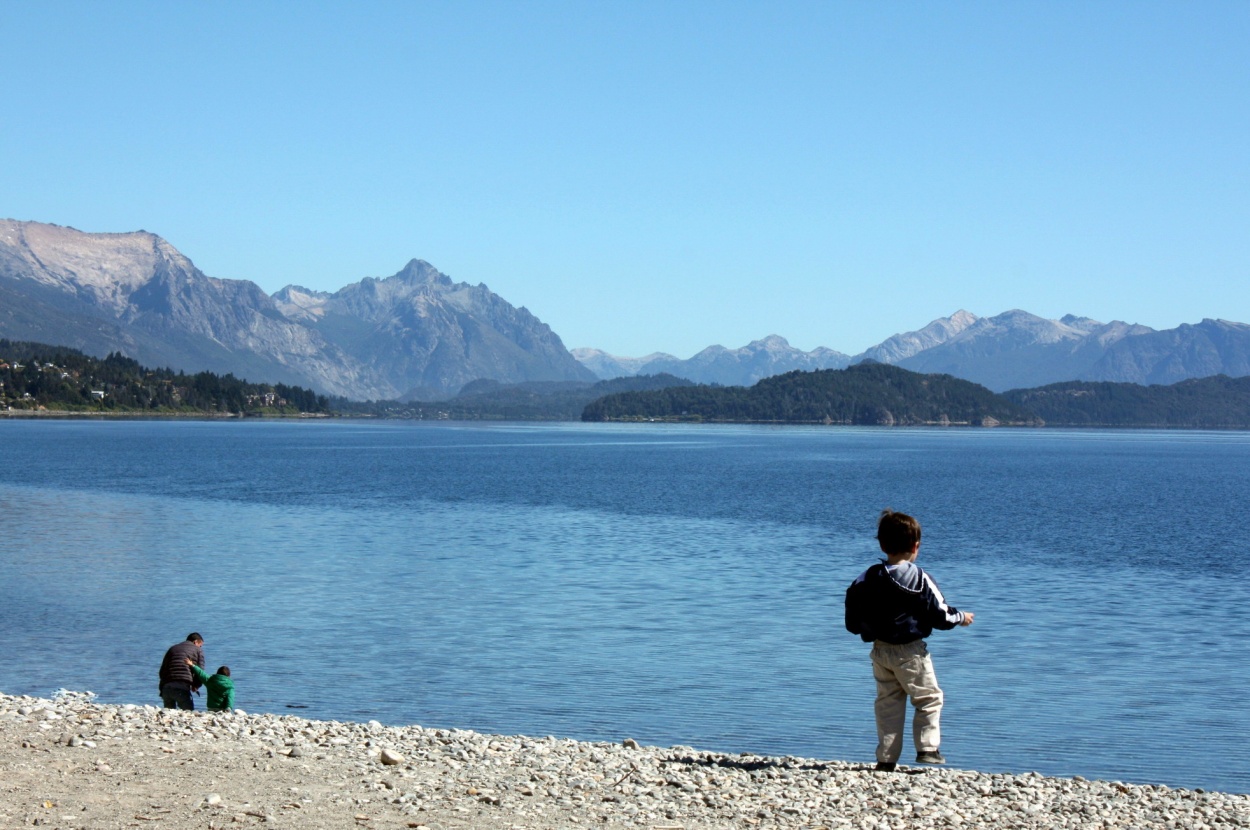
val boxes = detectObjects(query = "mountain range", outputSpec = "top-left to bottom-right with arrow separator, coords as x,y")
3,218 -> 1249,400
0,220 -> 591,400
573,335 -> 851,387
576,310 -> 1250,392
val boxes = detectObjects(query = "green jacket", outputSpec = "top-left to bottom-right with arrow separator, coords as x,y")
189,663 -> 235,711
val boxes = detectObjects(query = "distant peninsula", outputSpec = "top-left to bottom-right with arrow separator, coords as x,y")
581,362 -> 1250,429
582,363 -> 1041,426
1002,375 -> 1250,428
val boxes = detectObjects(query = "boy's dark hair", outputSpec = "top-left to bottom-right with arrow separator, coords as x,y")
877,509 -> 921,555
186,633 -> 203,643
217,666 -> 230,677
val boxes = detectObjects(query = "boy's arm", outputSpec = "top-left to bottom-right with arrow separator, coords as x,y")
186,661 -> 211,683
224,684 -> 235,710
920,570 -> 969,630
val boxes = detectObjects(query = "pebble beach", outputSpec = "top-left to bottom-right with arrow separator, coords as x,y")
2,691 -> 1245,830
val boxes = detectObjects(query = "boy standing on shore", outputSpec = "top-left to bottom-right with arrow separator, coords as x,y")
845,509 -> 974,772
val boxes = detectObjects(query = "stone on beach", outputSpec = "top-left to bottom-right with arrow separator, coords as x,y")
0,690 -> 1247,830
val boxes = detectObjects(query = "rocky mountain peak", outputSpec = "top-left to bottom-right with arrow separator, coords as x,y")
854,310 -> 980,364
0,219 -> 192,311
1201,318 -> 1250,330
274,284 -> 329,299
272,284 -> 332,322
393,259 -> 454,287
971,310 -> 1096,344
1059,314 -> 1103,332
751,335 -> 793,351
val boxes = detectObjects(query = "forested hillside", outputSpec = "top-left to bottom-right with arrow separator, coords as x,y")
1003,375 -> 1250,428
583,362 -> 1040,425
0,340 -> 330,415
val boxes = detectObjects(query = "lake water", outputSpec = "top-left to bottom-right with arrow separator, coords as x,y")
0,419 -> 1247,794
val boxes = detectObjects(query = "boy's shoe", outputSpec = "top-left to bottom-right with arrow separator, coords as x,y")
915,750 -> 946,765
874,761 -> 897,772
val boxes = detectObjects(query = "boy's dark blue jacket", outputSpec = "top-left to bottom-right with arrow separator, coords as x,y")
845,561 -> 965,644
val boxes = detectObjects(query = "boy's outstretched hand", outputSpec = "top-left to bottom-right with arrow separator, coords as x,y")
960,611 -> 975,626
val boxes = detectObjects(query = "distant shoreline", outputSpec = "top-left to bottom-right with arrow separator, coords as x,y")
5,409 -> 1250,430
0,409 -> 331,420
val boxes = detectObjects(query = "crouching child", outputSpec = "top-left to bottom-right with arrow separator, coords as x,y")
184,657 -> 235,711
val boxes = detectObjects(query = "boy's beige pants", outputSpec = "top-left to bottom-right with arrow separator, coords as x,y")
870,639 -> 943,763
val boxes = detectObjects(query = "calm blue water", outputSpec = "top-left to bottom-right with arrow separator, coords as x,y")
0,420 -> 1247,793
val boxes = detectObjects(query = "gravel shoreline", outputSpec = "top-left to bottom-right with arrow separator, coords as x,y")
2,691 -> 1245,830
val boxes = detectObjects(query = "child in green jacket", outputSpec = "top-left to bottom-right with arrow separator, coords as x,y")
184,658 -> 235,711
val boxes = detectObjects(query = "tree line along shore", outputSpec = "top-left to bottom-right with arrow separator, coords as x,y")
0,340 -> 330,417
6,338 -> 1250,427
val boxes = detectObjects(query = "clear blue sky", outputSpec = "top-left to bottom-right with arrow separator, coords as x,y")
3,2 -> 1247,358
